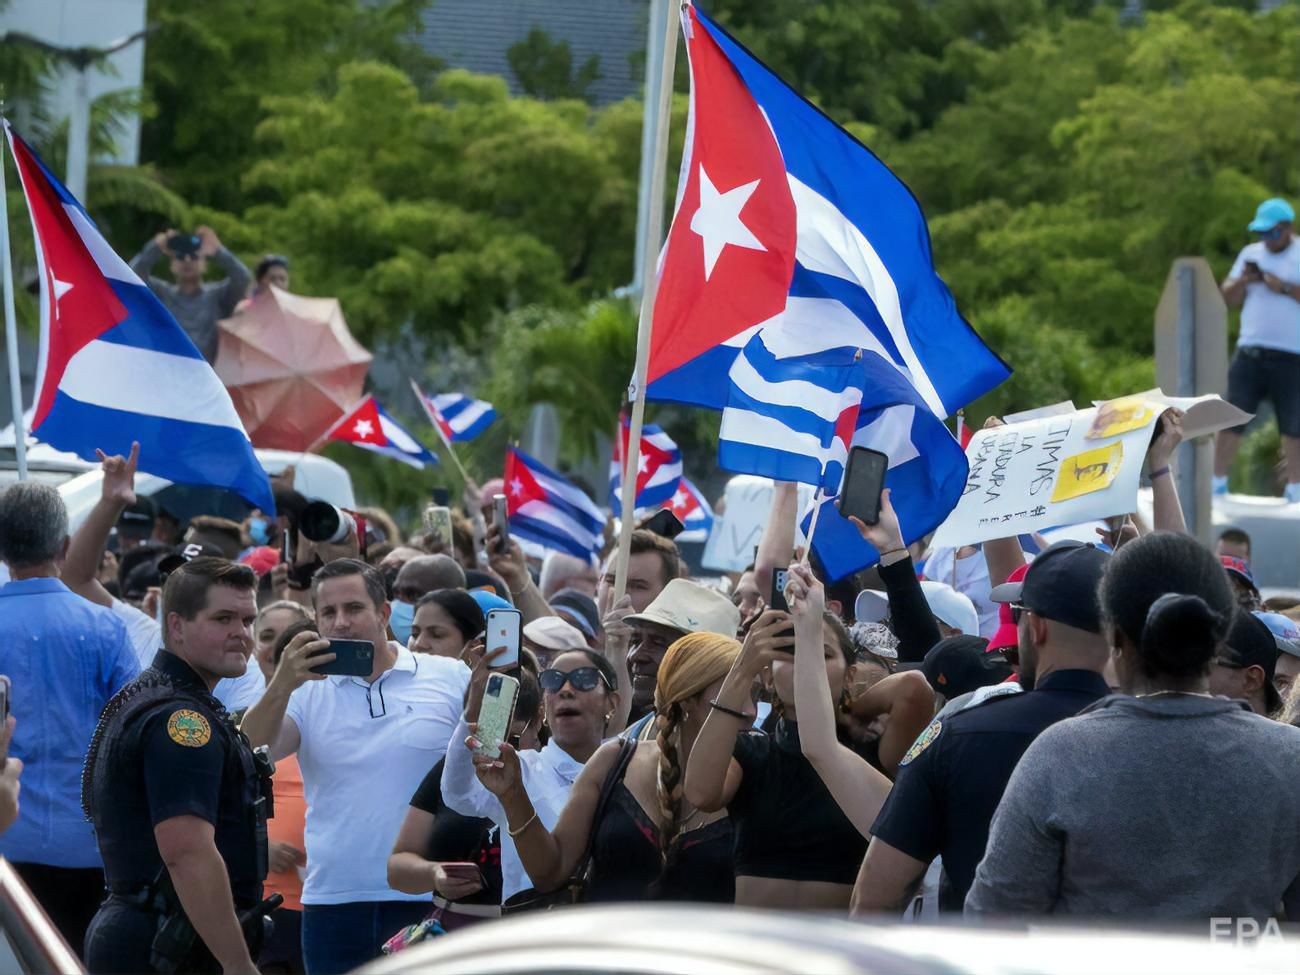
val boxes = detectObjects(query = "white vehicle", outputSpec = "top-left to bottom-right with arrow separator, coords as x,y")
0,443 -> 355,531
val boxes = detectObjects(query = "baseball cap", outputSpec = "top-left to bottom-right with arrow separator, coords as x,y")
919,635 -> 1012,699
1253,611 -> 1300,659
550,588 -> 600,638
468,590 -> 512,616
987,564 -> 1030,652
156,541 -> 226,577
1248,197 -> 1295,233
117,498 -> 156,536
625,578 -> 741,638
1220,556 -> 1258,594
1221,612 -> 1282,714
989,540 -> 1108,633
523,616 -> 588,654
855,580 -> 980,636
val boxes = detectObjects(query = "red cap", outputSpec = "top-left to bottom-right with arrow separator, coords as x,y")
987,563 -> 1030,652
239,545 -> 280,578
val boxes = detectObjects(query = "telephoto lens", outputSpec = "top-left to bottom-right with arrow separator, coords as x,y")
299,501 -> 354,544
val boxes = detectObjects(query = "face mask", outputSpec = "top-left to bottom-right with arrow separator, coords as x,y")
390,600 -> 415,645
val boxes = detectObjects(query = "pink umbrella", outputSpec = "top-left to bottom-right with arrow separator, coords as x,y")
215,287 -> 372,451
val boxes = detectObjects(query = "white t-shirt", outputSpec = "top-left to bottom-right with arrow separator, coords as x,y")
441,717 -> 587,903
922,547 -> 999,639
285,644 -> 469,905
1230,240 -> 1300,353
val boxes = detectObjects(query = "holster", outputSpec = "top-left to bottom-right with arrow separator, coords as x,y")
147,870 -> 284,974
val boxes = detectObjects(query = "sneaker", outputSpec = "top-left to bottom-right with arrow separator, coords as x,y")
1212,476 -> 1229,497
1285,483 -> 1300,504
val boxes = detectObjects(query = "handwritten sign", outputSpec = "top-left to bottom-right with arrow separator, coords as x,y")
701,476 -> 813,573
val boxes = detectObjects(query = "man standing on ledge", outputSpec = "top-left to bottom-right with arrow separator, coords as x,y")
1216,197 -> 1300,501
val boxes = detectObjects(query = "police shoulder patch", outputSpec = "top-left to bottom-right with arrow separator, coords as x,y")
166,709 -> 212,748
899,719 -> 942,766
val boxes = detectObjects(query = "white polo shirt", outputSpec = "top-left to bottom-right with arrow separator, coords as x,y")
441,716 -> 586,902
286,643 -> 470,905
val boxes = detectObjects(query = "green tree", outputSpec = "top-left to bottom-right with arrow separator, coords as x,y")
507,28 -> 602,102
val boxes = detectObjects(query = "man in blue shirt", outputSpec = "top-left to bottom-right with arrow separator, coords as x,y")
0,481 -> 139,956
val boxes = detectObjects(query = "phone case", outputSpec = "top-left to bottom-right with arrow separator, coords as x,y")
838,447 -> 889,524
770,567 -> 790,613
312,639 -> 375,677
492,495 -> 510,551
486,608 -> 522,667
474,673 -> 520,759
423,505 -> 454,550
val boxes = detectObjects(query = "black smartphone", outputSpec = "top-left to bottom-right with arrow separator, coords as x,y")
639,508 -> 685,540
310,639 -> 375,677
491,494 -> 510,554
1245,260 -> 1262,277
431,487 -> 450,507
837,447 -> 889,525
769,568 -> 795,650
0,675 -> 10,725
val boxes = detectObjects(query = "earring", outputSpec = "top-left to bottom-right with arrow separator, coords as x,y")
839,686 -> 852,714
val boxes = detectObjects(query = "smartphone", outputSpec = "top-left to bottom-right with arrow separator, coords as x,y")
439,861 -> 485,885
310,639 -> 375,677
491,494 -> 510,554
280,528 -> 293,565
423,505 -> 454,551
769,568 -> 795,650
639,508 -> 685,540
474,672 -> 520,760
485,608 -> 522,668
0,675 -> 10,725
1245,260 -> 1262,277
837,447 -> 889,526
431,487 -> 450,507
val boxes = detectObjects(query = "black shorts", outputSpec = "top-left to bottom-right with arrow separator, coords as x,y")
1226,346 -> 1300,437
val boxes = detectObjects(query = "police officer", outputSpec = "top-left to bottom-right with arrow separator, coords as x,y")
850,541 -> 1114,916
83,557 -> 274,974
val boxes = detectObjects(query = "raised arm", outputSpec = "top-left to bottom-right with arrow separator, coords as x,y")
850,670 -> 936,777
239,629 -> 328,759
1148,408 -> 1187,534
786,563 -> 892,838
683,609 -> 788,812
197,226 -> 252,315
851,490 -> 941,663
129,232 -> 171,288
754,482 -> 799,599
64,443 -> 140,607
487,528 -> 553,624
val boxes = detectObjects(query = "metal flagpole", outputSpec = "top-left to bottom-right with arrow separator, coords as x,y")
410,379 -> 473,484
612,0 -> 682,601
0,118 -> 29,480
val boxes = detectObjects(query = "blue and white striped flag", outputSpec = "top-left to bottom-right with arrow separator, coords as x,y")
609,415 -> 683,516
505,447 -> 604,563
413,382 -> 497,443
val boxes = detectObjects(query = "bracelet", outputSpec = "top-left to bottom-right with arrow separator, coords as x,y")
508,812 -> 538,838
709,700 -> 749,721
880,547 -> 907,558
1150,466 -> 1171,480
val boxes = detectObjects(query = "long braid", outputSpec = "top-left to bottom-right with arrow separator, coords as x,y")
654,703 -> 685,867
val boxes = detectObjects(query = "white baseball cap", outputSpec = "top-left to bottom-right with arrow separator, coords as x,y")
624,578 -> 741,638
854,580 -> 980,636
522,616 -> 588,653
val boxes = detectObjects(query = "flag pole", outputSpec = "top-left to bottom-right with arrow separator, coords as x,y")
1,120 -> 28,480
613,0 -> 682,600
410,379 -> 473,484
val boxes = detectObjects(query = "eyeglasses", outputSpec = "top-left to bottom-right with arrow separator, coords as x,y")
539,666 -> 610,693
1010,604 -> 1030,624
1255,226 -> 1284,241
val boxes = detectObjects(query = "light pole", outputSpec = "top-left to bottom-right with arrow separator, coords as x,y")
0,27 -> 154,203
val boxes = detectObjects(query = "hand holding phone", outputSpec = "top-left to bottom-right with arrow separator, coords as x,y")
473,672 -> 520,760
485,608 -> 522,669
309,639 -> 375,677
423,505 -> 454,552
1244,260 -> 1262,280
838,446 -> 889,526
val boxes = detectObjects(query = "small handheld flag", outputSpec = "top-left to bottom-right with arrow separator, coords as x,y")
505,447 -> 604,563
324,396 -> 437,469
608,414 -> 683,516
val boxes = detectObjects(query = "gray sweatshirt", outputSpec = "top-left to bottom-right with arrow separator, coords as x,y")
965,693 -> 1300,921
129,242 -> 251,363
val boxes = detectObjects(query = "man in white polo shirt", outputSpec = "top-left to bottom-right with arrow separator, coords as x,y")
242,559 -> 468,975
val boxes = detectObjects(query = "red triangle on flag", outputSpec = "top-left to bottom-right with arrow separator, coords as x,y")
328,396 -> 387,447
503,450 -> 548,514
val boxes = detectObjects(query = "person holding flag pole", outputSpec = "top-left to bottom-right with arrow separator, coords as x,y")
411,380 -> 477,485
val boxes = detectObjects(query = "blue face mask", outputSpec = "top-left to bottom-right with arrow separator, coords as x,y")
248,517 -> 270,546
390,599 -> 415,644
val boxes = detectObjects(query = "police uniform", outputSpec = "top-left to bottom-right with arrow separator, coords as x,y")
868,669 -> 1110,911
82,650 -> 273,974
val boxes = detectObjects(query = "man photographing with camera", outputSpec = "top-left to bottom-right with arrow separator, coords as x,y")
130,226 -> 251,363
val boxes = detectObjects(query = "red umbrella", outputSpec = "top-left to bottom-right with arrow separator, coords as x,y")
215,287 -> 372,451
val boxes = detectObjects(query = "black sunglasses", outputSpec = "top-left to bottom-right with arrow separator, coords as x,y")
539,666 -> 609,693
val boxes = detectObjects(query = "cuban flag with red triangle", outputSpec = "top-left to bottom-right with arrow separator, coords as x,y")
662,477 -> 713,543
4,122 -> 274,512
323,395 -> 437,469
504,447 -> 604,563
608,412 -> 683,516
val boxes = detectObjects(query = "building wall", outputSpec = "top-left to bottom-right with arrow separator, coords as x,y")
417,0 -> 648,105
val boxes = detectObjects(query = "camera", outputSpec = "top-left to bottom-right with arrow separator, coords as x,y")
299,501 -> 355,544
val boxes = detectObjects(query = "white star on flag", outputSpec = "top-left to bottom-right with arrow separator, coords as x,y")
670,488 -> 690,512
49,272 -> 73,319
509,477 -> 525,497
353,419 -> 374,439
689,163 -> 766,280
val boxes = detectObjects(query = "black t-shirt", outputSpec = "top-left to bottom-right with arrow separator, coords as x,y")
729,721 -> 866,886
869,669 -> 1111,910
410,759 -> 502,906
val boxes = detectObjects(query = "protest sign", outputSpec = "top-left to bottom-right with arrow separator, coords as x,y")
701,475 -> 813,573
931,392 -> 1249,548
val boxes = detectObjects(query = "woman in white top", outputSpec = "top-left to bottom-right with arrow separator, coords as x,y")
441,648 -> 620,906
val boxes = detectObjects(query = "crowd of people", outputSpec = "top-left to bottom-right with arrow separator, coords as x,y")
1,393 -> 1299,975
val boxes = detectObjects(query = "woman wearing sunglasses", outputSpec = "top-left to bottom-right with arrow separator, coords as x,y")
683,571 -> 890,911
441,648 -> 620,908
386,667 -> 541,932
473,632 -> 740,904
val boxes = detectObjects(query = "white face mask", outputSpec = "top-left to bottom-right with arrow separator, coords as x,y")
389,599 -> 415,644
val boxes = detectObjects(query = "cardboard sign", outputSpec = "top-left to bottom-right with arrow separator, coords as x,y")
932,392 -> 1250,548
701,476 -> 814,573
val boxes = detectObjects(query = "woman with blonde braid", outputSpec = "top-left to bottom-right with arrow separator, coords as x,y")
472,633 -> 739,903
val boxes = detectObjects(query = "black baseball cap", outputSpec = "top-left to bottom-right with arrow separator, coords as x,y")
989,540 -> 1109,633
156,541 -> 226,578
1221,612 -> 1282,715
167,232 -> 202,257
117,498 -> 156,535
918,635 -> 1012,699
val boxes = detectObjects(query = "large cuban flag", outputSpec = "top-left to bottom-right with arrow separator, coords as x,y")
4,122 -> 274,512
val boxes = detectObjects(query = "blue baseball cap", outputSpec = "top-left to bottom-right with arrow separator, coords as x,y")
1254,611 -> 1300,659
468,590 -> 512,616
1248,197 -> 1295,233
